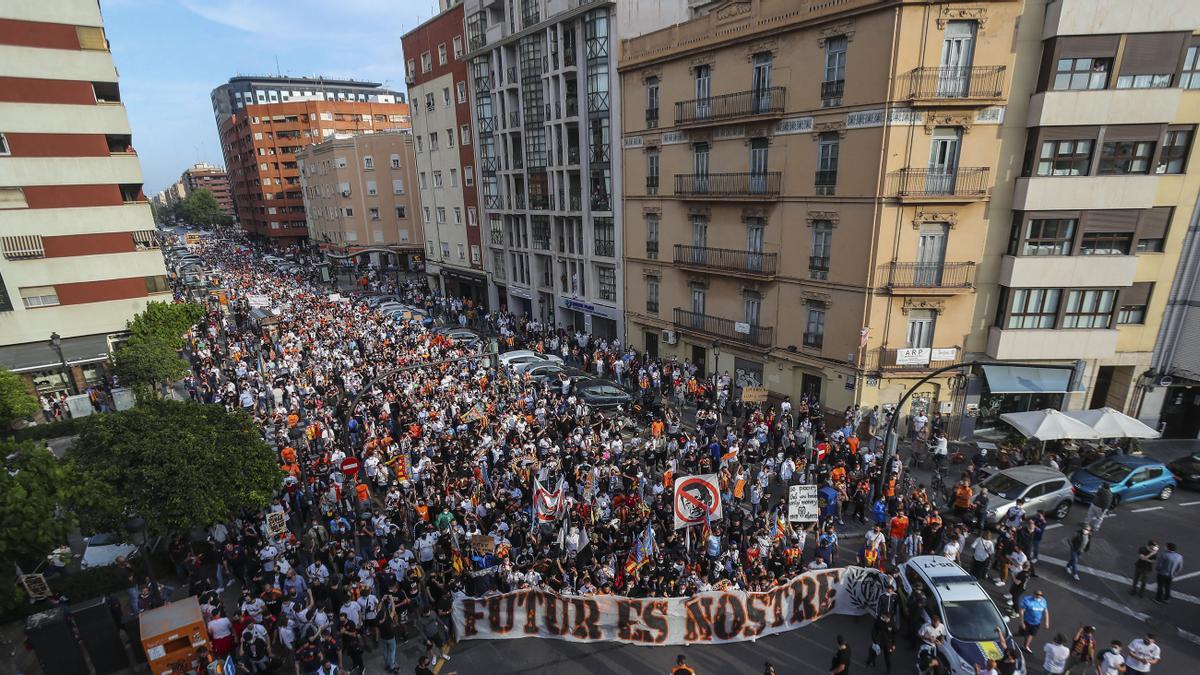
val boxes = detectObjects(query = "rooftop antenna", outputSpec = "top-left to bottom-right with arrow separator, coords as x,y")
275,55 -> 281,77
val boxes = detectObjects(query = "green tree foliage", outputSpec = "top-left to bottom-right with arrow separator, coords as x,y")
178,189 -> 230,227
0,366 -> 39,429
0,440 -> 111,612
70,400 -> 281,536
111,301 -> 203,398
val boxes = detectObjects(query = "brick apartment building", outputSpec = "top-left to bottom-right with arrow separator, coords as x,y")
181,162 -> 234,217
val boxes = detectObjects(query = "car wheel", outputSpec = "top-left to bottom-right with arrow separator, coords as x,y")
1053,501 -> 1071,520
1159,485 -> 1174,501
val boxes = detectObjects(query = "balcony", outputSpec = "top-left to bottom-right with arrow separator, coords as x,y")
646,175 -> 659,192
820,79 -> 844,100
883,262 -> 976,294
862,347 -> 961,372
673,308 -> 774,349
594,240 -> 615,257
674,87 -> 786,126
904,66 -> 1006,104
987,326 -> 1117,361
999,254 -> 1138,289
674,244 -> 778,278
889,167 -> 989,202
645,240 -> 659,258
646,108 -> 659,129
674,172 -> 781,200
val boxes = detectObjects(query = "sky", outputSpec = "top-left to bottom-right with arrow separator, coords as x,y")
100,0 -> 440,194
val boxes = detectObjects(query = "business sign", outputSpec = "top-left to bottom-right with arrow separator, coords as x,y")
673,474 -> 722,529
452,566 -> 887,645
931,347 -> 958,362
895,348 -> 931,366
788,485 -> 819,522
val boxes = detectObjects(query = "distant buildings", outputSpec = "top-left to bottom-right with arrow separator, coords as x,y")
296,130 -> 424,272
210,76 -> 410,242
0,0 -> 169,393
155,162 -> 234,218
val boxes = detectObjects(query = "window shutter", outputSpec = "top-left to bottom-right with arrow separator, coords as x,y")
1119,33 -> 1186,76
1120,282 -> 1153,307
1082,210 -> 1140,233
1057,35 -> 1120,59
1039,126 -> 1099,142
1136,207 -> 1173,240
1102,125 -> 1163,142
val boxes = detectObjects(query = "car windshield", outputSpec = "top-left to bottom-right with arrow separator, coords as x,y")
590,385 -> 622,395
980,473 -> 1028,500
943,599 -> 1006,642
1086,459 -> 1132,483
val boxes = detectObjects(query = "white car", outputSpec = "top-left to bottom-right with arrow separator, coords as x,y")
497,350 -> 564,371
898,556 -> 1024,675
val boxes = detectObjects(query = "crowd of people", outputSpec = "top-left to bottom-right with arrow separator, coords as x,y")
102,233 -> 1171,675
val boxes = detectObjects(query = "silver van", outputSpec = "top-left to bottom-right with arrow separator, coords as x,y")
976,465 -> 1074,524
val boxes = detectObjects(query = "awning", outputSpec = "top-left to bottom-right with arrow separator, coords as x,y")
981,365 -> 1072,394
0,334 -> 113,373
442,269 -> 487,284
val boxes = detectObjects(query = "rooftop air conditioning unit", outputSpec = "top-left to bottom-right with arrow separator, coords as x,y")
662,330 -> 678,345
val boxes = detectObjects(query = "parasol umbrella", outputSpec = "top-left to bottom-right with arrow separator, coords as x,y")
999,409 -> 1103,441
1063,407 -> 1161,439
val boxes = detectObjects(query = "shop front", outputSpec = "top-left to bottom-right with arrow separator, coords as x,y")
441,268 -> 489,309
559,297 -> 619,340
960,364 -> 1073,441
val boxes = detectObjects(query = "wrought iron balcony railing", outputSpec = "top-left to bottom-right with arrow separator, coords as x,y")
884,261 -> 976,290
674,172 -> 781,198
674,87 -> 785,125
673,244 -> 778,276
889,167 -> 989,199
673,308 -> 774,348
905,66 -> 1005,100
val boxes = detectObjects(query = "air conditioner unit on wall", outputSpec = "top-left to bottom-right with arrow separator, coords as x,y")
662,330 -> 678,345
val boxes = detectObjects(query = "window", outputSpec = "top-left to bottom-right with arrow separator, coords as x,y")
804,302 -> 826,348
1080,231 -> 1133,255
395,206 -> 406,219
446,128 -> 454,148
144,275 -> 170,294
20,286 -> 59,308
646,214 -> 659,259
416,136 -> 424,152
423,206 -> 431,223
810,221 -> 832,280
1099,140 -> 1154,175
131,230 -> 157,250
454,207 -> 462,224
594,217 -> 615,257
1053,57 -> 1111,90
442,87 -> 451,106
461,124 -> 471,146
418,172 -> 427,189
0,133 -> 9,156
823,36 -> 847,102
464,166 -> 475,187
1156,129 -> 1193,174
744,293 -> 761,326
646,149 -> 659,194
369,208 -> 380,220
816,133 -> 839,195
344,207 -> 353,217
1183,47 -> 1200,89
1037,139 -> 1093,176
1007,288 -> 1061,328
390,154 -> 401,169
392,179 -> 404,194
1021,218 -> 1076,256
1063,289 -> 1116,328
458,243 -> 465,260
437,207 -> 446,223
468,207 -> 477,226
1116,74 -> 1171,89
646,76 -> 659,127
453,36 -> 464,59
598,266 -> 616,301
438,44 -> 447,65
441,242 -> 450,257
406,59 -> 415,79
430,132 -> 439,150
366,180 -> 377,196
457,82 -> 467,103
1118,283 -> 1153,324
433,171 -> 443,187
335,156 -> 347,168
421,51 -> 432,73
363,156 -> 374,170
449,169 -> 458,187
646,277 -> 659,313
906,310 -> 936,348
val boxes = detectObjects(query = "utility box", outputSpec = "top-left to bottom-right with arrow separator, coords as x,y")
140,596 -> 209,675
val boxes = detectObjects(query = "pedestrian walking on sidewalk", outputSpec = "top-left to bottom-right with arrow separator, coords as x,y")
1130,540 -> 1157,597
1153,543 -> 1183,604
1087,484 -> 1114,531
1065,525 -> 1091,581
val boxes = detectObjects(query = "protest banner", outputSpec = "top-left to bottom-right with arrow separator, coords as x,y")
266,511 -> 288,536
673,474 -> 722,530
740,386 -> 768,404
452,566 -> 887,645
788,484 -> 819,522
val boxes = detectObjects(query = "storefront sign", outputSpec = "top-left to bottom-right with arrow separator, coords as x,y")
508,286 -> 532,300
734,322 -> 751,335
931,347 -> 958,362
895,348 -> 931,366
453,566 -> 887,645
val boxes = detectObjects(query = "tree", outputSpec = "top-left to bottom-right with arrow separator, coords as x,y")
111,302 -> 203,399
69,400 -> 281,536
0,366 -> 39,429
178,189 -> 226,227
0,440 -> 111,612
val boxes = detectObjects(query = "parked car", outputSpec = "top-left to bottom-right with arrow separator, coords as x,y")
366,295 -> 401,308
439,328 -> 482,345
1168,451 -> 1200,490
1070,455 -> 1178,505
975,465 -> 1074,523
898,556 -> 1024,675
497,350 -> 563,370
575,378 -> 633,409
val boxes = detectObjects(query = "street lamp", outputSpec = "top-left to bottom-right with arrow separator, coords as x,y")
48,332 -> 78,395
711,340 -> 721,374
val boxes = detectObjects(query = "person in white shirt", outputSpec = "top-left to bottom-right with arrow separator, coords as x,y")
1043,634 -> 1070,674
1124,634 -> 1160,673
1097,641 -> 1126,675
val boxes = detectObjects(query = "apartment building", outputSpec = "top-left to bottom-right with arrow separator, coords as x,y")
0,0 -> 169,393
403,0 -> 487,304
180,162 -> 234,217
211,76 -> 409,242
966,0 -> 1200,438
463,0 -> 679,338
296,130 -> 423,272
620,0 -> 1024,422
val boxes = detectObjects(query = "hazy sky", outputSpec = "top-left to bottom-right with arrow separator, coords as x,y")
101,0 -> 436,193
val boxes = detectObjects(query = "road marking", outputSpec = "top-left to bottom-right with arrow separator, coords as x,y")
1131,506 -> 1164,513
1178,629 -> 1200,648
1180,500 -> 1200,507
1038,555 -> 1200,605
1173,569 -> 1200,582
1036,575 -> 1149,621
1044,523 -> 1064,531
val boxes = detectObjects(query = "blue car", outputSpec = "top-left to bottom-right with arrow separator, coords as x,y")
1070,455 -> 1177,505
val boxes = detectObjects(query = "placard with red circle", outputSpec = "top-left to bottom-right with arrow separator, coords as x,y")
673,474 -> 722,529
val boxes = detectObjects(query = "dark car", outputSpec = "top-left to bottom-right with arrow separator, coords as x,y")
1168,451 -> 1200,490
575,378 -> 632,409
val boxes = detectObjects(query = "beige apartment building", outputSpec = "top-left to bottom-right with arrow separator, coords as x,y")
620,0 -> 1023,423
296,130 -> 423,271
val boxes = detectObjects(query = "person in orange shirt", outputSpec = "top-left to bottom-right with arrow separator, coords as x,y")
651,419 -> 664,438
280,445 -> 297,464
830,462 -> 847,485
287,412 -> 299,428
847,434 -> 860,455
415,500 -> 430,522
355,482 -> 370,505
